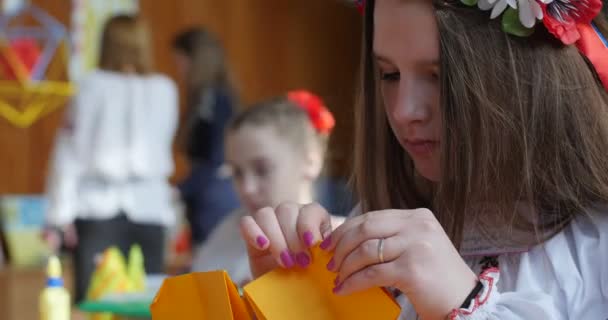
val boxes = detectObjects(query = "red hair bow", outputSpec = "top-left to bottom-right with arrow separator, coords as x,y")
287,90 -> 336,135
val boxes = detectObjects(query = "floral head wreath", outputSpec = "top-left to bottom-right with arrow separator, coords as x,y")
355,0 -> 608,91
287,90 -> 336,135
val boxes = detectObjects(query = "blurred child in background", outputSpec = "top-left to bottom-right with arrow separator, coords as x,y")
45,15 -> 178,303
191,90 -> 335,285
172,27 -> 240,247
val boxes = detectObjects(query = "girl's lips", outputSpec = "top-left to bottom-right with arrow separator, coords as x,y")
403,139 -> 439,156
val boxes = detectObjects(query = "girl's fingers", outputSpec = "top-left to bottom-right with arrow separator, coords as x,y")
319,212 -> 364,253
335,236 -> 402,284
296,202 -> 332,248
329,211 -> 402,273
251,207 -> 295,268
291,202 -> 333,267
240,215 -> 270,252
333,262 -> 397,296
275,202 -> 307,267
242,203 -> 336,271
240,215 -> 281,278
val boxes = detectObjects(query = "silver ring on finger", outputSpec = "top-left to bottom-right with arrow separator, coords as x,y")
377,238 -> 385,264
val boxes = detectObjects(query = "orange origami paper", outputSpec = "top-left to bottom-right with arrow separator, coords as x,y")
151,246 -> 401,320
151,271 -> 251,320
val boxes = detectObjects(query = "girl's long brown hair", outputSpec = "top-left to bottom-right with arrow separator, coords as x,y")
354,0 -> 608,248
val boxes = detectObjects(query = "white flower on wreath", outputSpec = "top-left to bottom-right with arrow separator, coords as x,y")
477,0 -> 551,28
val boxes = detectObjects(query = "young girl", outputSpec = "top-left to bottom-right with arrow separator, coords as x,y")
241,0 -> 608,319
191,90 -> 335,285
45,15 -> 178,303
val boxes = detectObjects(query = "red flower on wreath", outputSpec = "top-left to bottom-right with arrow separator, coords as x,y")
541,0 -> 603,45
355,0 -> 365,14
287,90 -> 335,135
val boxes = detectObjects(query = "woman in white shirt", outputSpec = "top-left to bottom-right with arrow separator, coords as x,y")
45,15 -> 178,302
240,1 -> 608,319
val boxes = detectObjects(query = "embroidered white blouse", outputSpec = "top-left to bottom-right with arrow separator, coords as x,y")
395,210 -> 608,319
46,70 -> 179,227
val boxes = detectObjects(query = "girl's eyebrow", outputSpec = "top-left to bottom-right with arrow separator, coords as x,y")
374,53 -> 439,67
374,53 -> 392,64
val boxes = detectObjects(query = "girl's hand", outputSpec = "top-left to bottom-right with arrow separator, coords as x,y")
325,209 -> 477,320
240,202 -> 333,278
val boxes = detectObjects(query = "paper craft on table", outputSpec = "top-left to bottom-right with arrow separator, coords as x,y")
151,245 -> 401,320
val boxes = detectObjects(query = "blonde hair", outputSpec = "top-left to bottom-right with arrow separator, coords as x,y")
99,15 -> 153,74
228,98 -> 330,156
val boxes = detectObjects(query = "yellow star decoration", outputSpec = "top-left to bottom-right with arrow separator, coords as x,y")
0,79 -> 74,128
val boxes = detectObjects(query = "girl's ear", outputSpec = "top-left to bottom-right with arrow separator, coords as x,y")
303,145 -> 324,181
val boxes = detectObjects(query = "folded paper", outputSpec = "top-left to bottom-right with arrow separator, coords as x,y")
87,245 -> 147,320
151,246 -> 401,320
151,271 -> 250,320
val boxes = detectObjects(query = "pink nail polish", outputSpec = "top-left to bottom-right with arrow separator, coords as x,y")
320,235 -> 332,250
296,252 -> 310,267
280,250 -> 295,268
326,257 -> 335,271
303,231 -> 314,247
256,236 -> 268,248
332,283 -> 343,294
334,277 -> 340,285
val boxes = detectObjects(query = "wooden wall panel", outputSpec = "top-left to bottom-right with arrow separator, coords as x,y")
0,0 -> 360,194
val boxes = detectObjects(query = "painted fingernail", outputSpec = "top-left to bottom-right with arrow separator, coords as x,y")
320,235 -> 332,250
326,257 -> 335,271
303,231 -> 314,247
296,252 -> 310,267
334,277 -> 340,285
280,250 -> 295,268
256,236 -> 268,248
332,282 -> 343,294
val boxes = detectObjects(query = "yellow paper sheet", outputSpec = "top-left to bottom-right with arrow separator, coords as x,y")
243,246 -> 401,320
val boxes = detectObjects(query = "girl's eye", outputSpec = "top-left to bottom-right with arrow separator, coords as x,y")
232,168 -> 242,180
254,163 -> 271,178
380,71 -> 400,82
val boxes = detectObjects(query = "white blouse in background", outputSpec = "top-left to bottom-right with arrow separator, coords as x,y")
395,211 -> 608,319
191,208 -> 252,285
46,70 -> 179,227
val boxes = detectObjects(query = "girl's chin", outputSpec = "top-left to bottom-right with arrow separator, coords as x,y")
413,163 -> 440,182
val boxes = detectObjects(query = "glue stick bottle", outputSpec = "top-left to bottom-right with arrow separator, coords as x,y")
39,256 -> 71,320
